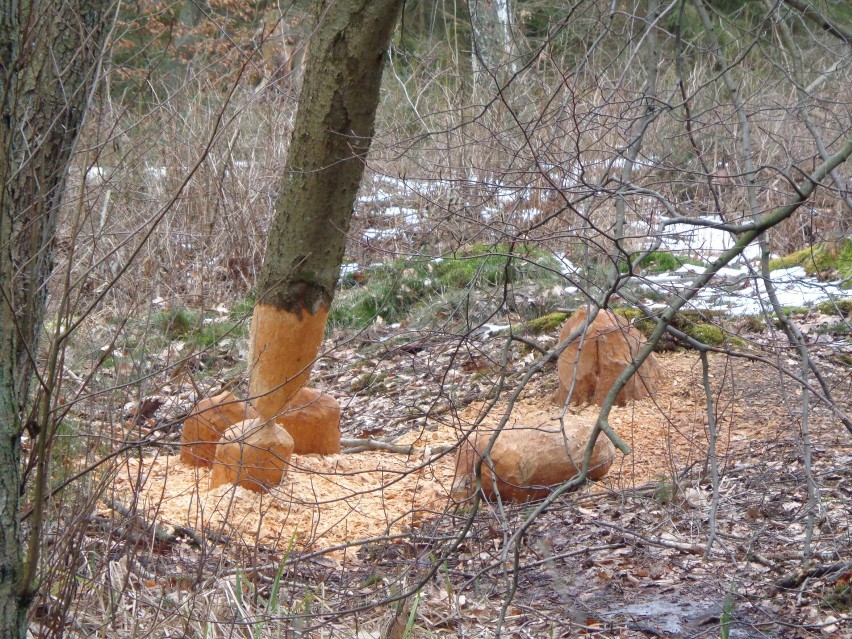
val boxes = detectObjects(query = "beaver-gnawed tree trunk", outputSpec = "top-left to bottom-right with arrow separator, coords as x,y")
0,1 -> 111,635
249,0 -> 403,447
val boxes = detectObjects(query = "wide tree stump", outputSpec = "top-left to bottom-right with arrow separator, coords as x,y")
453,417 -> 616,503
276,387 -> 341,455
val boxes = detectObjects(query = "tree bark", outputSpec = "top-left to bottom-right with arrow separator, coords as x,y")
249,0 -> 403,442
0,1 -> 111,635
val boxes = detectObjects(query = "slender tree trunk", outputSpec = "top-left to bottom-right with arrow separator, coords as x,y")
0,1 -> 111,635
469,0 -> 517,80
249,0 -> 403,445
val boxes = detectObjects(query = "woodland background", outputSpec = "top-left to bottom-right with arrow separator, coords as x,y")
4,0 -> 852,637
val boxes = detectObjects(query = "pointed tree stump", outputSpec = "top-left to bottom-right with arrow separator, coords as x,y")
553,308 -> 661,406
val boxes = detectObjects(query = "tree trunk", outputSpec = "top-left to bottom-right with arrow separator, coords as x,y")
469,0 -> 517,82
0,1 -> 111,635
249,0 -> 403,447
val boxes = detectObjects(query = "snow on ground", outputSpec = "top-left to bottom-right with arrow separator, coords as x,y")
354,173 -> 849,313
650,216 -> 763,261
643,264 -> 848,315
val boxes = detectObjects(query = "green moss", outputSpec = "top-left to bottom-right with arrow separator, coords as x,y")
654,474 -> 674,505
615,307 -> 743,347
613,307 -> 657,339
814,321 -> 852,337
816,299 -> 852,316
153,308 -> 196,339
822,582 -> 852,613
633,318 -> 657,340
187,320 -> 246,348
769,239 -> 852,288
522,312 -> 569,335
615,308 -> 644,322
329,244 -> 565,330
739,316 -> 766,333
349,372 -> 389,394
229,295 -> 256,318
685,323 -> 726,345
432,243 -> 560,289
620,251 -> 706,274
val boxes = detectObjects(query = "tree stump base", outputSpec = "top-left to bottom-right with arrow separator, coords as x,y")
181,391 -> 258,467
452,418 -> 615,503
277,387 -> 341,455
210,419 -> 295,493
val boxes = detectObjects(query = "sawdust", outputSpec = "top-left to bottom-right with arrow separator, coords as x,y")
116,426 -> 458,558
115,351 -> 784,555
465,350 -> 783,490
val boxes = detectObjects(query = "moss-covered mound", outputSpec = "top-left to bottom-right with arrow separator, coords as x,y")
614,308 -> 741,350
769,239 -> 852,288
330,244 -> 566,330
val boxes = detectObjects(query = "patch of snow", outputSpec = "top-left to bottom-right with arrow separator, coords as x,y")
770,266 -> 807,280
644,267 -> 847,316
339,263 -> 359,278
517,207 -> 542,223
646,273 -> 681,283
373,174 -> 402,187
715,266 -> 746,278
84,165 -> 114,184
675,264 -> 706,275
651,216 -> 762,262
144,165 -> 168,179
481,207 -> 500,222
553,253 -> 578,276
496,186 -> 519,205
359,189 -> 394,204
363,228 -> 401,240
476,323 -> 511,337
376,206 -> 420,225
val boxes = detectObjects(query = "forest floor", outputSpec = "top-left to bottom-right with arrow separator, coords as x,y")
86,319 -> 852,639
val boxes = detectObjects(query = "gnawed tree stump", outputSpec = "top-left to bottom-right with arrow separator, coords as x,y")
247,0 -> 403,456
277,387 -> 341,455
554,308 -> 661,406
210,419 -> 295,493
180,391 -> 258,467
453,417 -> 615,503
248,304 -> 328,429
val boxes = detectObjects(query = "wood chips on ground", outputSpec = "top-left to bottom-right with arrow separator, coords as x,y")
111,351 -> 814,555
